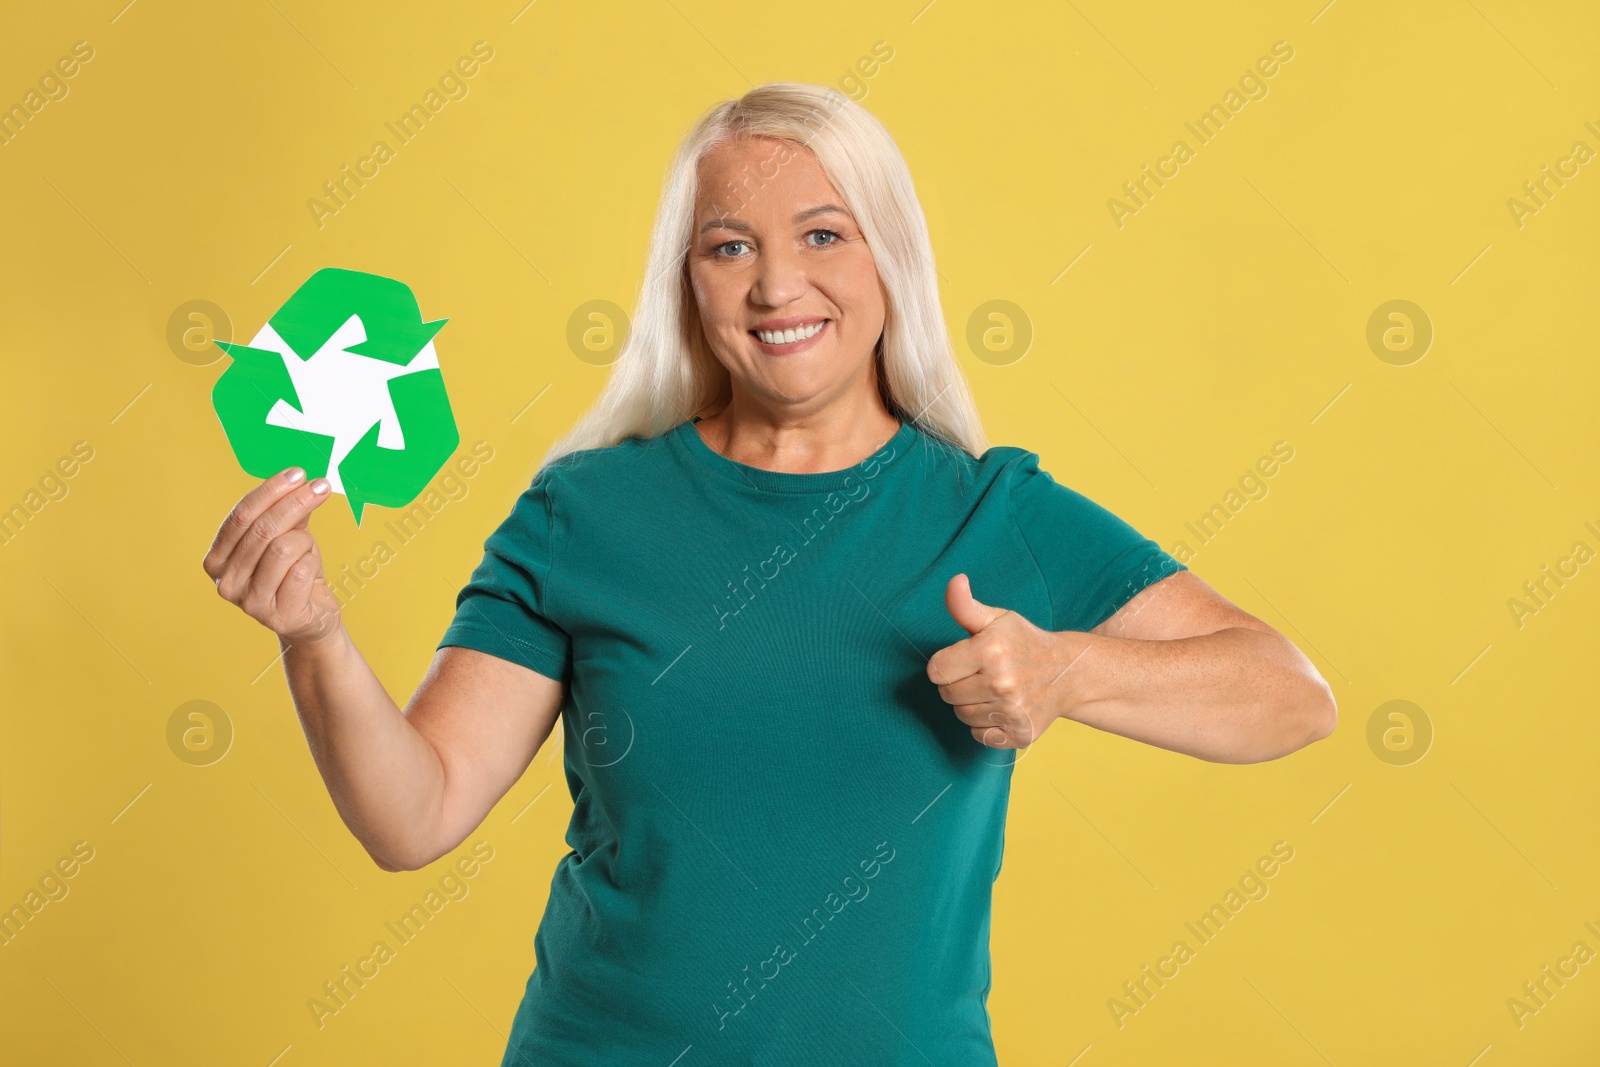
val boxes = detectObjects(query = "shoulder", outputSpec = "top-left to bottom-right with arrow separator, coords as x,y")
885,431 -> 1062,517
900,427 -> 1036,484
982,442 -> 1134,528
482,432 -> 672,538
976,443 -> 1037,475
529,428 -> 674,495
964,440 -> 1051,496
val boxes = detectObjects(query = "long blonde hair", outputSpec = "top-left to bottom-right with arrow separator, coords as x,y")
540,82 -> 988,469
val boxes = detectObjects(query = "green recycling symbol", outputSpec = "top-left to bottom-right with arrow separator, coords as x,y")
212,267 -> 459,525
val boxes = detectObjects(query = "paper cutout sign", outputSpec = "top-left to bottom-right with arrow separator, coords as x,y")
212,267 -> 460,525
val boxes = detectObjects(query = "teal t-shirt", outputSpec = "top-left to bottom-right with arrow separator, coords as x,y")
438,416 -> 1185,1066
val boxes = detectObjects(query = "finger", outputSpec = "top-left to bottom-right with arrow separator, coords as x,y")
240,529 -> 317,617
973,723 -> 1029,750
204,468 -> 310,580
936,674 -> 994,706
974,724 -> 1008,748
274,549 -> 332,633
945,573 -> 1009,636
950,698 -> 1027,734
926,639 -> 984,687
948,698 -> 1003,728
215,478 -> 332,602
969,704 -> 1037,747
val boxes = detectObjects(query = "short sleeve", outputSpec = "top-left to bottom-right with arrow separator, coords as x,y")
1006,453 -> 1187,633
437,469 -> 571,683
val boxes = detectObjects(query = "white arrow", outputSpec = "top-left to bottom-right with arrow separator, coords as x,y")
242,314 -> 440,496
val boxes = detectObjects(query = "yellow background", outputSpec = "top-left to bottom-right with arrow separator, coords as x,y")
3,0 -> 1597,1063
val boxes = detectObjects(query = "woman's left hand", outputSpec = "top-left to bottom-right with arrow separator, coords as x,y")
927,573 -> 1092,749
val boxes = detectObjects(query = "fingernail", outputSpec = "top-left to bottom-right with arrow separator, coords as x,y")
285,467 -> 306,484
310,478 -> 330,494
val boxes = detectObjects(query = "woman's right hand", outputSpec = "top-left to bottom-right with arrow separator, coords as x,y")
202,465 -> 566,873
203,467 -> 341,645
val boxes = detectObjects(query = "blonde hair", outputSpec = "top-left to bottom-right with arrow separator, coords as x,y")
540,81 -> 988,469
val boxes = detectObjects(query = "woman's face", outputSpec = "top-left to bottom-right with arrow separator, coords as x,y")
686,135 -> 888,414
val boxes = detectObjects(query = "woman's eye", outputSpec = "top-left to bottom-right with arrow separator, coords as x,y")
713,230 -> 840,258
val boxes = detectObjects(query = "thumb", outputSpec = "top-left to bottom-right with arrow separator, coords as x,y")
945,573 -> 1008,636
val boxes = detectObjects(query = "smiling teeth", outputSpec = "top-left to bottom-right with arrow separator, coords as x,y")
756,321 -> 825,345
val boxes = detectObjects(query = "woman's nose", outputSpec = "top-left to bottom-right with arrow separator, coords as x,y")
748,241 -> 807,307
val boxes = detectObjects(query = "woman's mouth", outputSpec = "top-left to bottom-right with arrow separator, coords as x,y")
749,318 -> 830,355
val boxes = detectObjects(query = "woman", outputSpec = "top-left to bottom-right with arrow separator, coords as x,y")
204,83 -> 1335,1066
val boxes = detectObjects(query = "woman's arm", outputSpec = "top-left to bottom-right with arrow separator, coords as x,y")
206,468 -> 564,873
281,630 -> 563,871
931,570 -> 1336,763
1069,569 -> 1336,762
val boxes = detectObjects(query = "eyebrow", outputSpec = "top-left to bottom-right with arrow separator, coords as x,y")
698,204 -> 849,236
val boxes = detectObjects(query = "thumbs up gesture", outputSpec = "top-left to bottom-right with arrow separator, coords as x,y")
928,574 -> 1088,749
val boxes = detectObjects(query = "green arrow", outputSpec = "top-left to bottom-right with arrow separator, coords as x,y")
338,367 -> 461,524
211,340 -> 336,481
269,267 -> 447,364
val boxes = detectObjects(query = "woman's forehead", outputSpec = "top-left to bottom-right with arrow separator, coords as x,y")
694,139 -> 842,223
